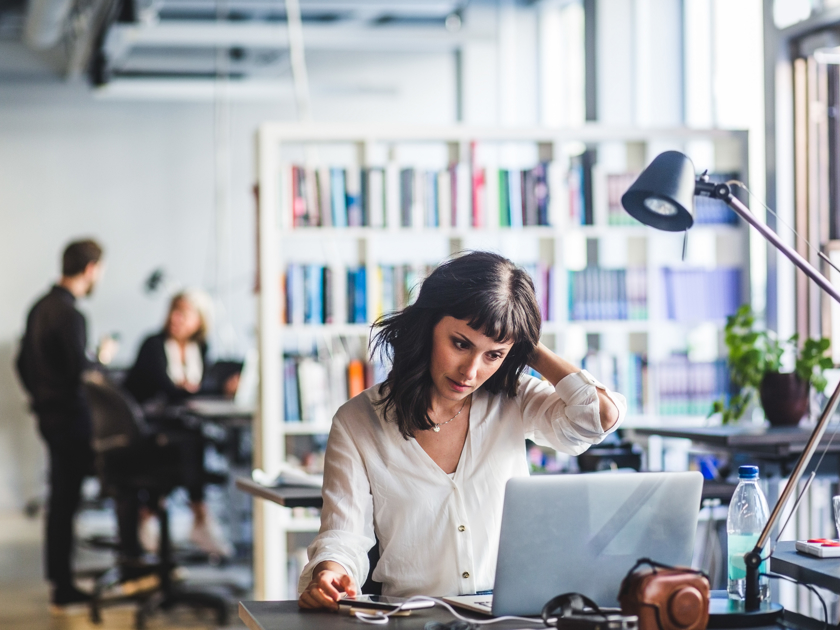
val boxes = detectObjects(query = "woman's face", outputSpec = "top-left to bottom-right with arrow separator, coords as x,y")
429,316 -> 514,406
167,298 -> 202,343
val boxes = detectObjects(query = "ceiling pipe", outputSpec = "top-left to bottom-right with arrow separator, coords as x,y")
284,0 -> 312,121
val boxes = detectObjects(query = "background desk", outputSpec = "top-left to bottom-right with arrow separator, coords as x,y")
627,425 -> 840,473
235,478 -> 323,508
771,540 -> 840,593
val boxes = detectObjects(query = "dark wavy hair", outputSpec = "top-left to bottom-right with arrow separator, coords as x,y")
371,251 -> 542,439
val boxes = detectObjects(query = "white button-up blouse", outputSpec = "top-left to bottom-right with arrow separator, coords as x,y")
298,371 -> 626,598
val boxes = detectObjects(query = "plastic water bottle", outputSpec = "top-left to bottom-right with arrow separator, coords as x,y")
727,465 -> 770,601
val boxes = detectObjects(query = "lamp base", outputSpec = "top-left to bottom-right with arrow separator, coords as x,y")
707,598 -> 783,628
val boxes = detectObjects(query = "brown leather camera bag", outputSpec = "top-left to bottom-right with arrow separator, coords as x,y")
618,559 -> 710,630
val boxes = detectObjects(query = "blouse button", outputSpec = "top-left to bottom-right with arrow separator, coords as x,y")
462,572 -> 470,579
458,525 -> 466,532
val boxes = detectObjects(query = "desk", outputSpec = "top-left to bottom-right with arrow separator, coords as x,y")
235,477 -> 323,508
626,425 -> 840,473
238,600 -> 819,630
771,540 -> 840,593
239,600 -> 535,630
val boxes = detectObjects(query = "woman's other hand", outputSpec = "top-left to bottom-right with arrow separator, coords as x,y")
298,561 -> 359,610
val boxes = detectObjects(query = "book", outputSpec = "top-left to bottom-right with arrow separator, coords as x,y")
508,169 -> 523,228
438,169 -> 452,228
346,166 -> 363,227
330,168 -> 348,228
367,168 -> 385,228
347,359 -> 366,398
283,356 -> 301,422
498,170 -> 510,227
385,163 -> 400,228
317,167 -> 332,227
303,264 -> 323,325
399,168 -> 414,228
455,163 -> 471,229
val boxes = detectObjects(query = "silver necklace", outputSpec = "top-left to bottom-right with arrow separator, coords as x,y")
432,397 -> 468,433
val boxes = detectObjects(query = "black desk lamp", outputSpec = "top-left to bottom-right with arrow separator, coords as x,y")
622,151 -> 840,624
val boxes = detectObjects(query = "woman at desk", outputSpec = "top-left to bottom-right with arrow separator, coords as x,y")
123,290 -> 232,557
298,251 -> 626,610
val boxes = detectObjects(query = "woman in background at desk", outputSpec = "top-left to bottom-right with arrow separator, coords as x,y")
124,290 -> 233,557
298,251 -> 626,610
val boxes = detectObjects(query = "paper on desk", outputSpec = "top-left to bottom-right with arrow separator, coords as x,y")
252,464 -> 323,488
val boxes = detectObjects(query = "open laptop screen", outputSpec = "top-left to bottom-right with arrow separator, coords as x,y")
491,471 -> 703,616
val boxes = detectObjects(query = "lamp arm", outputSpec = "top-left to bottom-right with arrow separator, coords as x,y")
710,185 -> 840,304
712,185 -> 840,610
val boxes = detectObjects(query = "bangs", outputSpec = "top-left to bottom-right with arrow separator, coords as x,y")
449,292 -> 538,346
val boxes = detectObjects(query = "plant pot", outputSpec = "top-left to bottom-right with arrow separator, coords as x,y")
759,372 -> 810,427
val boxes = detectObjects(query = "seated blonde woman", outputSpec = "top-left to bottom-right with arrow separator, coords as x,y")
124,290 -> 233,557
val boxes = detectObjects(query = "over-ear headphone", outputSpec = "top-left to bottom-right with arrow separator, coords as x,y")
541,593 -> 639,630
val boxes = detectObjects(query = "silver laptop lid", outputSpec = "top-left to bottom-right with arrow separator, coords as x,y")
492,471 -> 703,616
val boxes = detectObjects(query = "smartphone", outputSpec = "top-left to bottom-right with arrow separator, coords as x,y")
337,595 -> 435,615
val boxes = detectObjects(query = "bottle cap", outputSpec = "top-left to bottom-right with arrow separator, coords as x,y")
739,465 -> 759,479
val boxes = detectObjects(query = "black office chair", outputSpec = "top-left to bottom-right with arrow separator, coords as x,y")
82,372 -> 229,629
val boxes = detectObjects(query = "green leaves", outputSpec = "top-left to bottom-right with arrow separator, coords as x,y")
712,304 -> 833,422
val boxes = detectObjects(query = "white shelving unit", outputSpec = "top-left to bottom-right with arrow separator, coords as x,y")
253,123 -> 751,599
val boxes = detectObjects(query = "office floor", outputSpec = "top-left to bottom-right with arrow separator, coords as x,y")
0,511 -> 250,630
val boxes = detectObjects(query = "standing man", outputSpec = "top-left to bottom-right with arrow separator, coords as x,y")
15,239 -> 104,609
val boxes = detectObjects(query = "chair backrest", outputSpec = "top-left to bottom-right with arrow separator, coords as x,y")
82,372 -> 148,454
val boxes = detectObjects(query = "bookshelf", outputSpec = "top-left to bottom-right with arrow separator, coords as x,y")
253,124 -> 751,599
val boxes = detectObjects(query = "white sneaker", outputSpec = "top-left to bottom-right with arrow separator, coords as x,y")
189,516 -> 233,558
139,516 -> 160,554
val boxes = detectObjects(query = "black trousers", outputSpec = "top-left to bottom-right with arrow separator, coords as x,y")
37,411 -> 94,590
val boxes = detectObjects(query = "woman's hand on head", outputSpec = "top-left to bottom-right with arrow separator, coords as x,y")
298,561 -> 359,610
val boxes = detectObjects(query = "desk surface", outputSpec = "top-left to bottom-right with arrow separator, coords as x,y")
235,477 -> 323,508
183,398 -> 255,420
240,600 -> 541,630
239,600 -> 815,630
771,540 -> 840,593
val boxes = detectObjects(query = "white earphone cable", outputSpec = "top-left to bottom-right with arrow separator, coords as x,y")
349,596 -> 547,626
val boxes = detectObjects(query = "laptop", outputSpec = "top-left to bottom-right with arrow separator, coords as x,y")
444,471 -> 703,617
186,348 -> 258,417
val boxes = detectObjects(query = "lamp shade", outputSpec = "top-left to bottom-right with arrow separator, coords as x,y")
621,150 -> 696,232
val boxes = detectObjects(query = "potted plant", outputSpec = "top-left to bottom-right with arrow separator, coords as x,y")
711,304 -> 833,425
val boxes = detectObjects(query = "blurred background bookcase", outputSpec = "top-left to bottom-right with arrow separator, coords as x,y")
253,124 -> 751,599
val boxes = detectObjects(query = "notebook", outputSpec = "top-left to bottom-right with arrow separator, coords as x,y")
444,471 -> 703,617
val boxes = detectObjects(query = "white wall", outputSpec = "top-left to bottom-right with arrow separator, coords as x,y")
0,45 -> 458,510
